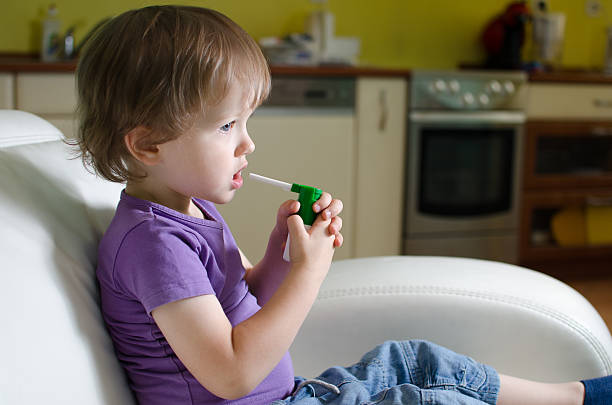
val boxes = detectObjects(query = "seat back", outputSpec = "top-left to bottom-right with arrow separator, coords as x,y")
0,110 -> 133,404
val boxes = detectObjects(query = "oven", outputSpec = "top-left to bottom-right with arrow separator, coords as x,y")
404,70 -> 527,263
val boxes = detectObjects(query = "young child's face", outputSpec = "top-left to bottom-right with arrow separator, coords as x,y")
153,83 -> 255,204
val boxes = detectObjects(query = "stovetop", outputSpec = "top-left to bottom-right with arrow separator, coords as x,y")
410,70 -> 528,111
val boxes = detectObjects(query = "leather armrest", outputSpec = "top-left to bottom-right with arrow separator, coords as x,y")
291,256 -> 612,382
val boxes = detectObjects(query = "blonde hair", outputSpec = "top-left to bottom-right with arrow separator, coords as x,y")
74,6 -> 270,182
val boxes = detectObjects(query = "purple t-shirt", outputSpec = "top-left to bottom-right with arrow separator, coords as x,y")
97,191 -> 294,404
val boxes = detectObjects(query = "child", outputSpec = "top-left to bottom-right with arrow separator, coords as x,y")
74,5 -> 607,405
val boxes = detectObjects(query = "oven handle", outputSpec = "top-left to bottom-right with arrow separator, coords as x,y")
410,111 -> 526,124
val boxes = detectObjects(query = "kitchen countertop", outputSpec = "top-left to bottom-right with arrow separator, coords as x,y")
3,54 -> 612,83
0,54 -> 77,72
269,65 -> 411,77
0,53 -> 411,77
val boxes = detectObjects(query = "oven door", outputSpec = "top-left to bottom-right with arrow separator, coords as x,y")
406,111 -> 524,235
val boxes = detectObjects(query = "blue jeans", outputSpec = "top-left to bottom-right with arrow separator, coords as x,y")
274,340 -> 499,405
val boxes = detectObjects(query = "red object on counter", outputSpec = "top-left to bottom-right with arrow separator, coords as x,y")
482,1 -> 531,69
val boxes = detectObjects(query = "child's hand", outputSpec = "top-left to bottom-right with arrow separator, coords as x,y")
272,192 -> 343,248
312,192 -> 344,248
272,199 -> 301,242
286,213 -> 336,274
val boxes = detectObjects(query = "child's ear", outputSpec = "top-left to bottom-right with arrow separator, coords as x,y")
124,126 -> 160,165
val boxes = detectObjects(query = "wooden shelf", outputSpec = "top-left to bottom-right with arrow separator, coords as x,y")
521,243 -> 612,262
520,188 -> 612,255
520,257 -> 612,280
520,119 -> 612,278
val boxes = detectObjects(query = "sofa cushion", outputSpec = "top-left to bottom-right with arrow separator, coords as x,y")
0,110 -> 63,147
0,130 -> 132,404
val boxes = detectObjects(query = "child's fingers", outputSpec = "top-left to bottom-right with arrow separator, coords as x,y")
333,232 -> 344,248
310,215 -> 335,246
312,192 -> 332,214
328,216 -> 343,235
313,195 -> 344,221
328,216 -> 343,248
321,199 -> 343,220
278,199 -> 300,217
276,200 -> 300,229
286,214 -> 307,240
311,209 -> 332,230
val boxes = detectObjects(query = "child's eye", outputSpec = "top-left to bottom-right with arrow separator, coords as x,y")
220,121 -> 236,133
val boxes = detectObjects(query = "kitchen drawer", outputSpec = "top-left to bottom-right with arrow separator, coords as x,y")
527,83 -> 612,120
0,73 -> 14,109
16,73 -> 76,114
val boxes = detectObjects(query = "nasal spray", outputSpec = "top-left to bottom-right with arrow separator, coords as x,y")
249,173 -> 322,261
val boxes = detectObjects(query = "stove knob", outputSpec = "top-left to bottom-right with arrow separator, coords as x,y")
504,81 -> 516,94
488,80 -> 502,94
479,93 -> 490,106
448,79 -> 461,93
462,92 -> 475,105
434,79 -> 448,93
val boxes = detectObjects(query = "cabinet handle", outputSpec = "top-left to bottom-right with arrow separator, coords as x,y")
586,196 -> 612,207
593,98 -> 612,108
378,89 -> 388,132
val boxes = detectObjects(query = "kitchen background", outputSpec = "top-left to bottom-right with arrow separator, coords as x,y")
2,0 -> 612,69
2,1 -> 612,328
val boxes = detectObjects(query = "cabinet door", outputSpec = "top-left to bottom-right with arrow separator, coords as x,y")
0,73 -> 14,109
524,121 -> 612,190
217,110 -> 355,262
16,73 -> 78,138
16,73 -> 76,114
353,78 -> 407,257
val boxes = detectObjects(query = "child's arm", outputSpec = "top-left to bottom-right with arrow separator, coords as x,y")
151,213 -> 336,399
244,192 -> 343,305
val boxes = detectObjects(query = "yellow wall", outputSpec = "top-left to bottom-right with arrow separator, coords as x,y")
3,0 -> 612,69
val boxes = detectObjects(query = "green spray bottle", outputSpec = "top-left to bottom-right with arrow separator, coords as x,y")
249,173 -> 322,261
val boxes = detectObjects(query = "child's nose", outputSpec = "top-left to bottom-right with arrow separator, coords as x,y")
237,132 -> 255,156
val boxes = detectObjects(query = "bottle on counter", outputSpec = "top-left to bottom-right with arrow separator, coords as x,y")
41,4 -> 61,62
63,26 -> 75,59
605,26 -> 612,75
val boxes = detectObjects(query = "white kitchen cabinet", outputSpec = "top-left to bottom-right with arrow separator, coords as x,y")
353,78 -> 407,257
15,72 -> 78,138
0,73 -> 14,109
527,83 -> 612,120
217,110 -> 355,262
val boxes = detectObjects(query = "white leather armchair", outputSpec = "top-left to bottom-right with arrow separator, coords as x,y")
1,110 -> 611,404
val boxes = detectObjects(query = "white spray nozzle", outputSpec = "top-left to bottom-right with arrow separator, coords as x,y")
249,173 -> 292,192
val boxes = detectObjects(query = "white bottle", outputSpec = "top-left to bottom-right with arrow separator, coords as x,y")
41,4 -> 61,62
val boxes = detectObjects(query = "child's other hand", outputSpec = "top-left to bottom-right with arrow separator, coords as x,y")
273,199 -> 301,241
286,213 -> 335,275
312,192 -> 344,248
